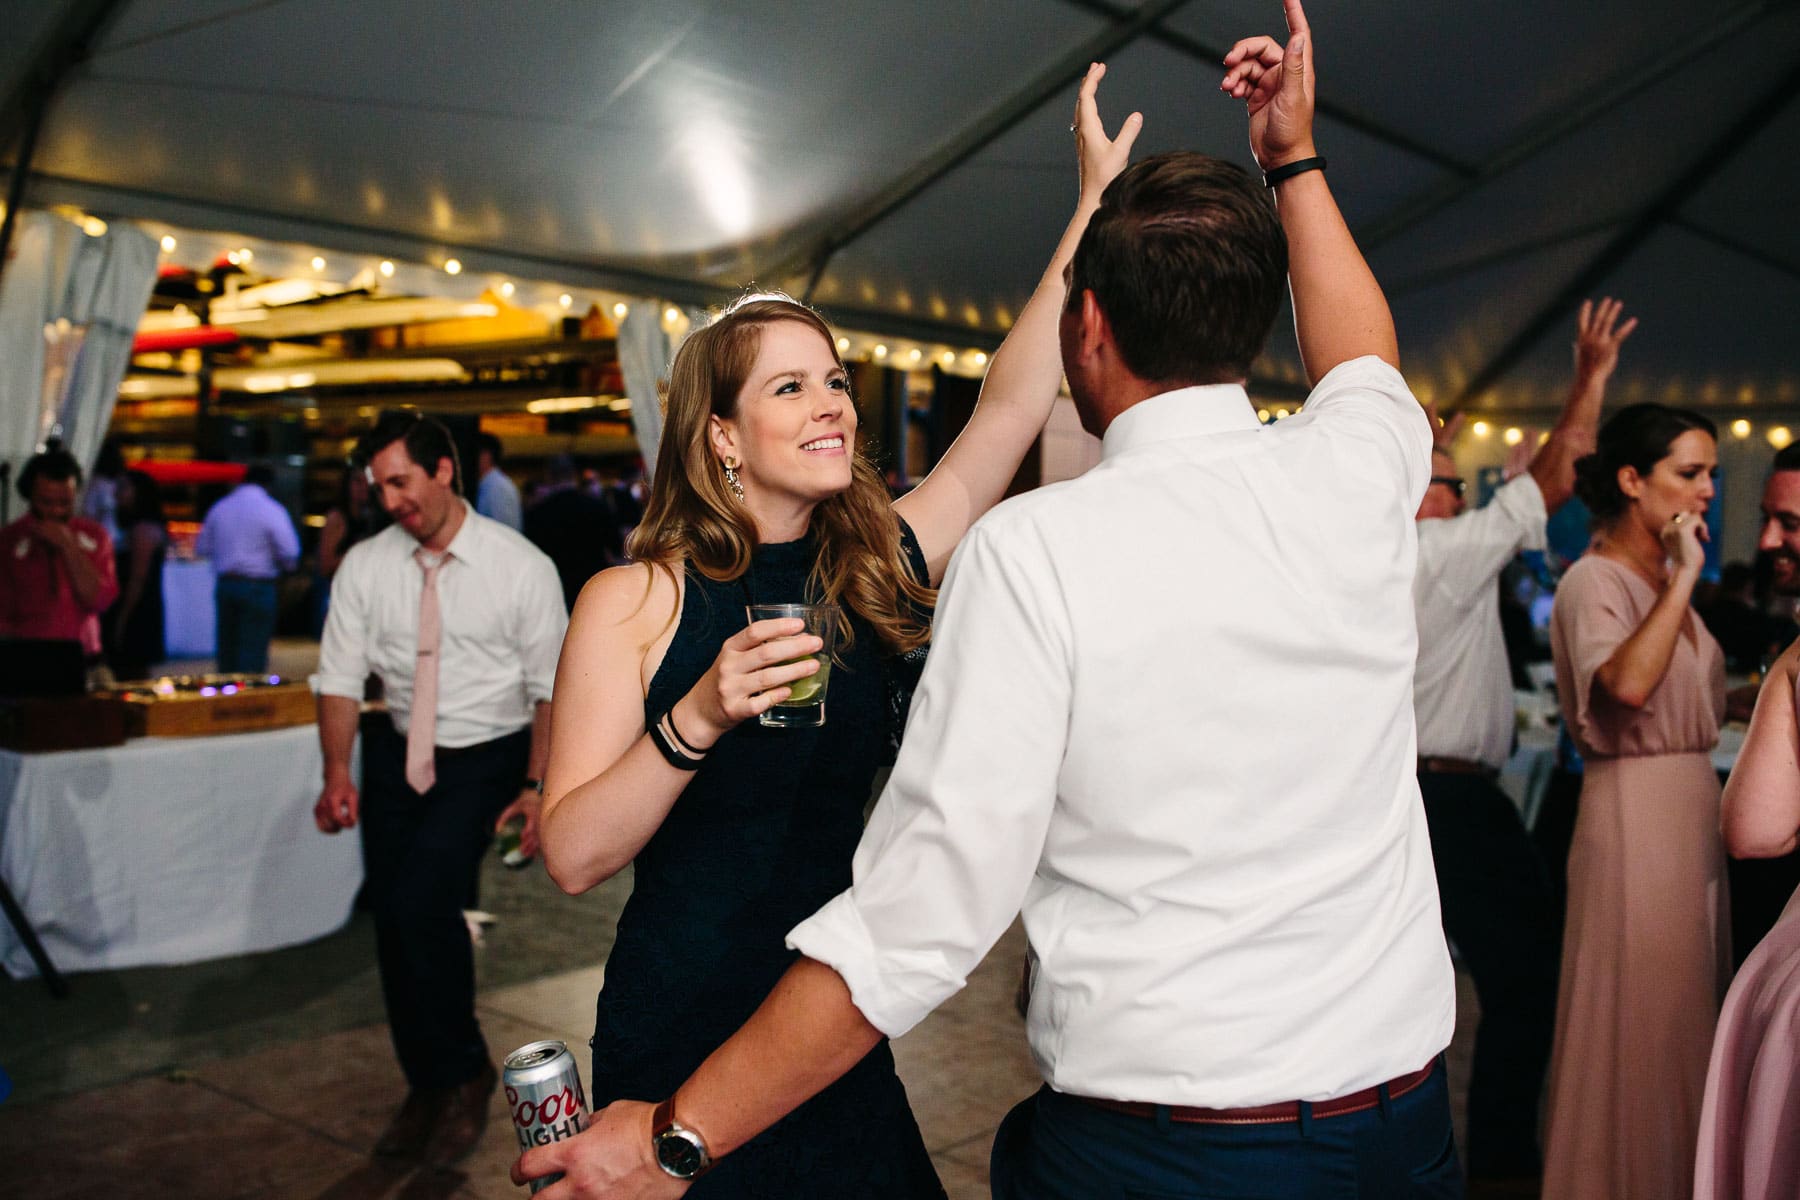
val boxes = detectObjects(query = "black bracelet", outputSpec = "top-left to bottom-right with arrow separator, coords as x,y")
1262,155 -> 1327,188
663,709 -> 710,758
647,712 -> 705,771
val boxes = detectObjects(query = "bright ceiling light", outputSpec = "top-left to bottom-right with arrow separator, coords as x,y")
159,235 -> 176,253
526,396 -> 602,414
443,258 -> 462,275
663,306 -> 681,324
612,302 -> 628,319
559,294 -> 574,310
379,260 -> 395,277
679,114 -> 754,238
311,256 -> 326,271
499,281 -> 515,298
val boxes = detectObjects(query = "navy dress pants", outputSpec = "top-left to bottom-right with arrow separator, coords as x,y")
360,718 -> 527,1090
214,575 -> 278,673
1418,769 -> 1559,1178
990,1060 -> 1462,1200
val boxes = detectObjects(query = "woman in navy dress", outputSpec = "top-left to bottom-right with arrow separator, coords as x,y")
537,68 -> 1141,1197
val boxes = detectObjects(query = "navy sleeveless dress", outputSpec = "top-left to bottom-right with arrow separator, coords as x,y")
591,521 -> 945,1198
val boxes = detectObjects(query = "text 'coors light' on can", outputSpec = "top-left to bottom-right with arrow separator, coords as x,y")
504,1039 -> 589,1193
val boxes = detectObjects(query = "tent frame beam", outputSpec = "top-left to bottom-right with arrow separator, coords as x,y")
781,0 -> 1200,296
1356,0 -> 1780,252
1449,59 -> 1800,410
0,0 -> 132,290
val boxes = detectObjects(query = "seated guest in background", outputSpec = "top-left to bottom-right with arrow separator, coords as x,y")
0,446 -> 118,660
314,462 -> 384,633
82,438 -> 125,545
523,454 -> 623,612
313,413 -> 565,1168
195,462 -> 300,674
1546,402 -> 1728,1200
1695,626 -> 1800,1200
474,432 -> 523,531
106,469 -> 167,682
1411,297 -> 1633,1191
520,7 -> 1464,1196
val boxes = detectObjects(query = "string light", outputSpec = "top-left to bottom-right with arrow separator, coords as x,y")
160,235 -> 176,253
836,337 -> 850,352
873,344 -> 888,360
1769,426 -> 1792,450
1471,420 -> 1491,438
443,258 -> 462,275
612,302 -> 628,319
1503,427 -> 1523,446
559,293 -> 573,310
311,256 -> 326,271
664,306 -> 681,324
1732,419 -> 1752,439
972,351 -> 988,366
379,260 -> 395,277
499,281 -> 515,298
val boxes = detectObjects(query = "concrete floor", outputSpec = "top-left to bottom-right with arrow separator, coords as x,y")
0,636 -> 1479,1196
0,914 -> 1477,1199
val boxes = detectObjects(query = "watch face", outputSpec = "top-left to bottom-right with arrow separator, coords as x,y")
655,1129 -> 706,1179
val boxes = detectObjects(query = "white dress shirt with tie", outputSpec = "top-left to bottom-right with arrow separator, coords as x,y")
1412,474 -> 1547,768
317,503 -> 566,747
787,356 -> 1455,1108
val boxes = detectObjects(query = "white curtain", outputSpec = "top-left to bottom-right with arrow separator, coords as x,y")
617,303 -> 710,484
0,211 -> 160,488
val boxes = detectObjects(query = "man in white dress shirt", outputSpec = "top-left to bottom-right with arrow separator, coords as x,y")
314,413 -> 566,1168
1411,300 -> 1634,1193
521,6 -> 1463,1198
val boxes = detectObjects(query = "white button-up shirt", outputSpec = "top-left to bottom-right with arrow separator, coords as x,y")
1413,475 -> 1547,768
789,357 -> 1455,1107
317,503 -> 566,747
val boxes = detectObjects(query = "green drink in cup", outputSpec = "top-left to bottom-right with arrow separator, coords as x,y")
747,603 -> 840,728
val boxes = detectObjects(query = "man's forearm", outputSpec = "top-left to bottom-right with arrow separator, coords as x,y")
1275,170 -> 1399,384
673,958 -> 883,1159
318,694 -> 361,781
58,544 -> 104,611
1526,371 -> 1608,513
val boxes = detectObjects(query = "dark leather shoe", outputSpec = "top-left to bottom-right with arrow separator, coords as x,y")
424,1062 -> 498,1170
373,1088 -> 449,1160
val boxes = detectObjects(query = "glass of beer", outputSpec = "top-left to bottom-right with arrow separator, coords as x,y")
748,603 -> 840,728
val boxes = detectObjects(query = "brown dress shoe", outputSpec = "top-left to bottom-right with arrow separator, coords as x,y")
424,1062 -> 498,1170
373,1088 -> 449,1159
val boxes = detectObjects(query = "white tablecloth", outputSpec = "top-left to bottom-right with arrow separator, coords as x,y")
0,724 -> 361,978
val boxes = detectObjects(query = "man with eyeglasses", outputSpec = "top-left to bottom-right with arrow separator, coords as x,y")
1412,298 -> 1634,1196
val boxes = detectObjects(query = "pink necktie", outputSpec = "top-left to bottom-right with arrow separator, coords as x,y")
405,549 -> 447,793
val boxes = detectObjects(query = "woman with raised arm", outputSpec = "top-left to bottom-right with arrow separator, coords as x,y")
1544,402 -> 1729,1200
1694,634 -> 1800,1200
535,66 -> 1140,1199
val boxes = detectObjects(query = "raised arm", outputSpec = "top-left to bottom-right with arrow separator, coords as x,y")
1722,636 -> 1800,858
1527,298 -> 1637,513
1221,0 -> 1397,381
893,63 -> 1140,583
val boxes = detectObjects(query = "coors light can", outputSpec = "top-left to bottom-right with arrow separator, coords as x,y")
504,1039 -> 589,1193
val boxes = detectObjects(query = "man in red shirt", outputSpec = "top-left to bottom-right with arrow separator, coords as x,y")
0,448 -> 119,656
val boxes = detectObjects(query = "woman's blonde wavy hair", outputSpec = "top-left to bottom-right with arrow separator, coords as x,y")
626,295 -> 934,656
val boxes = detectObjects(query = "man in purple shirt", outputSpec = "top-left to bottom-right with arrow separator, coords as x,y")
195,462 -> 301,673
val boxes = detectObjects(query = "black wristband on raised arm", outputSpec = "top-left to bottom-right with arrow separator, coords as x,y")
1262,156 -> 1327,188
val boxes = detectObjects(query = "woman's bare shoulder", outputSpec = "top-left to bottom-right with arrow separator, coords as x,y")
570,562 -> 682,647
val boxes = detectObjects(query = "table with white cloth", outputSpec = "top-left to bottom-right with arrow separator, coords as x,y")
0,724 -> 361,979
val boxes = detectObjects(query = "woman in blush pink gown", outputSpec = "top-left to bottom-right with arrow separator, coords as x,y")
1695,633 -> 1800,1200
1545,403 -> 1731,1200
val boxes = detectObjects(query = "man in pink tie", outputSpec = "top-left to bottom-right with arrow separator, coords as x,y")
314,413 -> 567,1169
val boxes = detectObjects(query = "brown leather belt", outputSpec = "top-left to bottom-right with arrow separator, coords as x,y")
1066,1061 -> 1437,1126
1417,755 -> 1497,778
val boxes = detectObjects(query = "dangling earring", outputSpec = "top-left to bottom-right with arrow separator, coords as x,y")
723,456 -> 745,502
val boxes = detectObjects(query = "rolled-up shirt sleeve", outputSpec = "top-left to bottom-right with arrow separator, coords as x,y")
316,544 -> 371,699
787,518 -> 1072,1037
513,550 -> 568,706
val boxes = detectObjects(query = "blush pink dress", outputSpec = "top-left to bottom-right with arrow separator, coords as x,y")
1546,554 -> 1731,1200
1693,672 -> 1800,1200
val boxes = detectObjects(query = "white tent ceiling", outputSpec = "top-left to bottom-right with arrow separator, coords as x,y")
5,0 -> 1800,417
